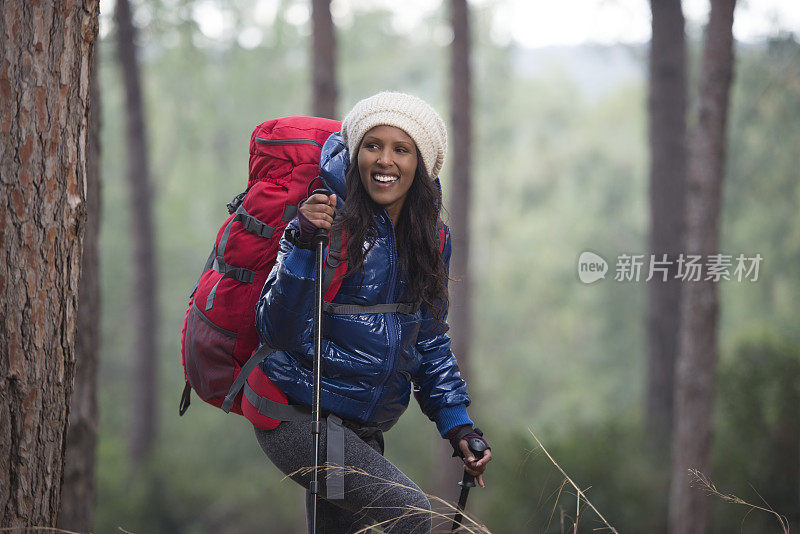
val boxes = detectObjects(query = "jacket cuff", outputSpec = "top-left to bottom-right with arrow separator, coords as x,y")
283,246 -> 316,279
434,404 -> 473,437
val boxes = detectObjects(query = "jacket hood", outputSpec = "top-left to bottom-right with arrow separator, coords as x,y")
318,131 -> 443,214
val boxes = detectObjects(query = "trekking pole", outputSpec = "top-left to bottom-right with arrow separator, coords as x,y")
450,436 -> 488,532
309,188 -> 330,534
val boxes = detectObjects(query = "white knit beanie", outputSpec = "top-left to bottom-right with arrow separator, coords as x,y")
341,91 -> 448,179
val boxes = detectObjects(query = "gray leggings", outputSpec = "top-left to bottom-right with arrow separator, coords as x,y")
254,419 -> 433,533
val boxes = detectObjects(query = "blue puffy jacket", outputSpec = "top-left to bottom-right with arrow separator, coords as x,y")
255,132 -> 471,436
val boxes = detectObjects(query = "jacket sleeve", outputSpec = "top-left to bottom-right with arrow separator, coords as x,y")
255,219 -> 317,350
412,226 -> 473,436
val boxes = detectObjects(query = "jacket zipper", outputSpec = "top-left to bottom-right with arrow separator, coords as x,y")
365,212 -> 400,421
254,137 -> 322,147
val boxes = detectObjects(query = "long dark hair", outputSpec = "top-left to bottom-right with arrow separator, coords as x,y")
332,149 -> 449,321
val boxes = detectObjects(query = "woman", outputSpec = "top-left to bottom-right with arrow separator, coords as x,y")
254,92 -> 492,533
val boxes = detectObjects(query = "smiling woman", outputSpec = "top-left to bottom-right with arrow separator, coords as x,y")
252,91 -> 492,533
357,125 -> 418,224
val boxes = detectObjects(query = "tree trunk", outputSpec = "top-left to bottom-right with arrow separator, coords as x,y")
647,1 -> 686,530
0,0 -> 99,527
311,0 -> 337,119
57,35 -> 101,532
647,0 -> 686,451
669,1 -> 737,533
115,0 -> 159,466
434,0 -> 473,503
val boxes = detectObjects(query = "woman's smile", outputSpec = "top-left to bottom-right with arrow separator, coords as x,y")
372,172 -> 399,183
357,125 -> 418,224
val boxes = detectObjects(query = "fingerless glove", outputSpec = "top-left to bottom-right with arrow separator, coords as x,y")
445,424 -> 491,458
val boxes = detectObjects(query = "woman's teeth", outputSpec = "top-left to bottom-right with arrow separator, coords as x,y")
373,174 -> 399,183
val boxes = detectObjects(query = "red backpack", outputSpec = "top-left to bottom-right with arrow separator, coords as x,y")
179,116 -> 341,430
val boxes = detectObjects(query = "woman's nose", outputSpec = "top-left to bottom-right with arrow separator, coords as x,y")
377,149 -> 392,166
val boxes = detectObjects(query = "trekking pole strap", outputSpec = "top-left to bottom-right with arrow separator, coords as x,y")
325,414 -> 345,500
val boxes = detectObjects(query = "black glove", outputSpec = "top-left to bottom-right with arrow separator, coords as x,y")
445,424 -> 490,458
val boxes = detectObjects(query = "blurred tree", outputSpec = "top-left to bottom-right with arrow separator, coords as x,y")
434,0 -> 475,503
448,0 -> 474,385
312,0 -> 338,118
646,0 -> 686,456
669,1 -> 737,533
115,0 -> 159,465
57,37 -> 102,532
647,0 -> 686,531
0,0 -> 99,527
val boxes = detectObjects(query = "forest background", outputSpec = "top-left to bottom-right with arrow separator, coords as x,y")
88,0 -> 799,532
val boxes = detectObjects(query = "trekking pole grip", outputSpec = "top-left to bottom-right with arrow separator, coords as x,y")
310,188 -> 331,246
451,436 -> 488,532
468,437 -> 487,460
461,438 -> 487,487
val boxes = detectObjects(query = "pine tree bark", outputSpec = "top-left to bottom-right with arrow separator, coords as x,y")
669,1 -> 737,532
647,1 -> 686,530
311,0 -> 337,119
57,35 -> 101,532
434,0 -> 474,503
0,0 -> 99,527
115,0 -> 158,465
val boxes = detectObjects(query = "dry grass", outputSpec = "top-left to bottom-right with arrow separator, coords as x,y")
527,429 -> 619,534
688,469 -> 790,534
0,529 -> 87,534
289,429 -> 620,534
289,464 -> 491,533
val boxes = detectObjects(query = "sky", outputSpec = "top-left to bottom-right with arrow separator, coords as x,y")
99,0 -> 800,49
482,0 -> 799,48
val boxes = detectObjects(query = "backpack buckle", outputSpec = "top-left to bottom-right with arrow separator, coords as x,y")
227,190 -> 248,214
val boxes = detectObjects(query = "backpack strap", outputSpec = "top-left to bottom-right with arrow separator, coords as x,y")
221,343 -> 307,420
322,301 -> 421,315
322,226 -> 348,301
189,247 -> 216,299
233,204 -> 275,239
206,203 -> 277,310
282,204 -> 298,222
242,382 -> 308,421
318,221 -> 447,311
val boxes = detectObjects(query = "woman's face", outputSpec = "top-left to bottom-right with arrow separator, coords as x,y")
357,125 -> 418,225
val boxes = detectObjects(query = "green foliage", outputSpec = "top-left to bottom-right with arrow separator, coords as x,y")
721,35 -> 800,344
713,327 -> 800,533
474,416 -> 659,533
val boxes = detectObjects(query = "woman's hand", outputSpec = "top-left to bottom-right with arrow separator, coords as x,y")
297,192 -> 337,242
299,192 -> 337,230
457,439 -> 493,487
